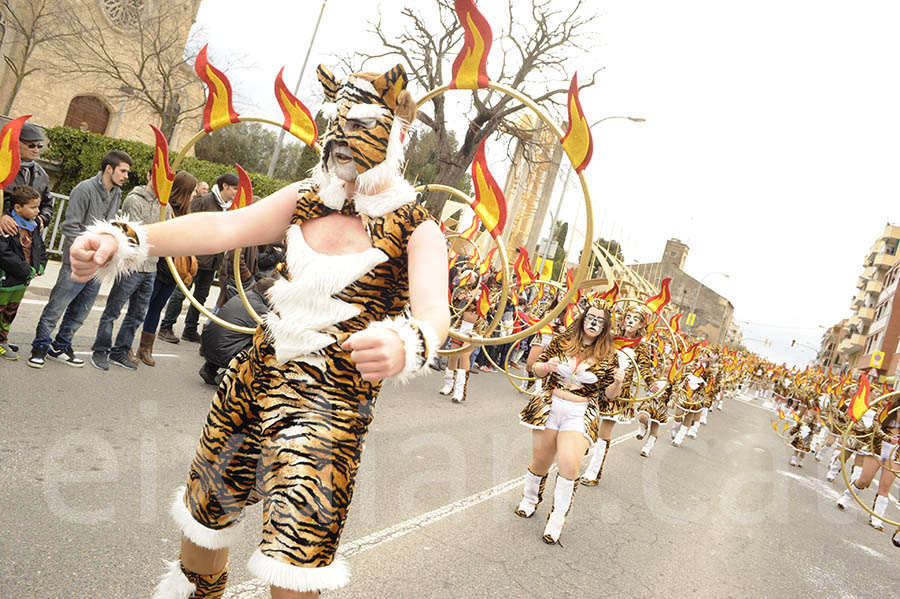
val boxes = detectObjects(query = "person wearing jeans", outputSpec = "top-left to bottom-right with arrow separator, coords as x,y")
28,151 -> 132,368
90,271 -> 155,370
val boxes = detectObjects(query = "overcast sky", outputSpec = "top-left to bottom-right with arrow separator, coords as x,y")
190,0 -> 900,367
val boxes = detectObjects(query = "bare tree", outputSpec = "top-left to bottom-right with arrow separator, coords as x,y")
49,0 -> 207,141
358,0 -> 600,216
1,0 -> 76,114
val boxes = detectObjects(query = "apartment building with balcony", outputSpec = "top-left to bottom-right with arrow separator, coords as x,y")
838,224 -> 900,372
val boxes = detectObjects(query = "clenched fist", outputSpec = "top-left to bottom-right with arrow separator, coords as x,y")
69,233 -> 119,283
341,327 -> 405,381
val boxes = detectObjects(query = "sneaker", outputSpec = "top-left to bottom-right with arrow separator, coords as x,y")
7,343 -> 18,352
181,329 -> 201,343
158,327 -> 179,344
91,351 -> 109,371
108,352 -> 138,371
47,346 -> 85,367
0,342 -> 18,360
27,346 -> 47,369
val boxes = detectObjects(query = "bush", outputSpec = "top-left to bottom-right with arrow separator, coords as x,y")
43,126 -> 292,198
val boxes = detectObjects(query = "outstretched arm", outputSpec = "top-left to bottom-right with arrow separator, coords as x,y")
69,182 -> 302,282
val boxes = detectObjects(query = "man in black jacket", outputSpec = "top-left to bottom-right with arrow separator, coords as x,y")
0,123 -> 54,235
198,277 -> 275,385
158,173 -> 238,343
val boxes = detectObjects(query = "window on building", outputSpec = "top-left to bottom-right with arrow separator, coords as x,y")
64,96 -> 110,135
101,0 -> 146,29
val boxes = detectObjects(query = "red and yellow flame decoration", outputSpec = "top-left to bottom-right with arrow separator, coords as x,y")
645,277 -> 672,315
565,267 -> 583,304
0,115 -> 29,190
777,407 -> 785,420
669,313 -> 682,335
563,302 -> 577,328
274,67 -> 317,147
877,401 -> 892,424
681,340 -> 706,365
470,140 -> 507,237
614,336 -> 641,351
195,45 -> 240,134
230,164 -> 253,211
477,282 -> 491,318
514,246 -> 535,290
848,373 -> 871,422
597,281 -> 619,303
478,247 -> 497,277
449,0 -> 492,90
460,213 -> 481,241
149,125 -> 175,206
667,357 -> 681,384
560,74 -> 593,174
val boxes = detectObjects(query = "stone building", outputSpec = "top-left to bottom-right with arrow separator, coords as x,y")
0,0 -> 204,147
818,319 -> 850,370
631,238 -> 736,345
837,223 -> 900,373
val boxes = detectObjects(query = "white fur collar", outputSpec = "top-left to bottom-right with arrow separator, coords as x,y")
312,167 -> 416,218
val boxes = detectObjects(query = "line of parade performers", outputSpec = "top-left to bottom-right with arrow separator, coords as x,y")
438,261 -> 900,548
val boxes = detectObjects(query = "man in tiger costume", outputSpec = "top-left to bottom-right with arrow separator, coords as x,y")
68,63 -> 449,599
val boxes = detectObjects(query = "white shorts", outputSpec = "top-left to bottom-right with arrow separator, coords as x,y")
531,333 -> 552,347
545,392 -> 588,434
880,442 -> 897,463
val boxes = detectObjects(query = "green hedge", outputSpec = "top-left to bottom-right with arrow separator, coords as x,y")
43,126 -> 292,197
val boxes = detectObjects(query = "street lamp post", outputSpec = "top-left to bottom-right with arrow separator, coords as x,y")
687,272 -> 729,333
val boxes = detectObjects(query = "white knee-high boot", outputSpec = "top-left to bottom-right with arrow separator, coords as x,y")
514,469 -> 548,518
870,495 -> 890,530
671,421 -> 681,439
687,421 -> 700,438
640,435 -> 656,457
439,368 -> 456,395
579,439 -> 609,485
826,452 -> 843,481
672,423 -> 688,447
542,475 -> 578,544
699,407 -> 709,425
452,369 -> 469,403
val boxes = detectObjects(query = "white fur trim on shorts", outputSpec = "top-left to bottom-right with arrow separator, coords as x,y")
247,548 -> 350,593
169,485 -> 245,550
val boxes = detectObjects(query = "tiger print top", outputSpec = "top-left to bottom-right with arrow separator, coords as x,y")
617,342 -> 655,399
262,178 -> 432,365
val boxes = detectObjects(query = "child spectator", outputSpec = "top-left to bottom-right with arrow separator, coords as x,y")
0,186 -> 47,359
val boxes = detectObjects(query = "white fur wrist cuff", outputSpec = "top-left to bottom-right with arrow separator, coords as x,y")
84,218 -> 150,286
369,315 -> 441,384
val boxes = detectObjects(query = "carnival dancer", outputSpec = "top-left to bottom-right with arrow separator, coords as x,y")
515,300 -> 624,544
521,290 -> 559,395
836,408 -> 890,511
440,269 -> 480,403
825,382 -> 856,482
637,354 -> 679,457
788,411 -> 816,467
698,349 -> 720,426
580,307 -> 659,483
672,367 -> 706,447
71,64 -> 449,598
868,406 -> 899,530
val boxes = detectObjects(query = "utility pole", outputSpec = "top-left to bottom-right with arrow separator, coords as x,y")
266,0 -> 327,178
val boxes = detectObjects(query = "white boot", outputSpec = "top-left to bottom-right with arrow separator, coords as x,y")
826,454 -> 842,482
871,495 -> 890,530
836,488 -> 854,510
687,422 -> 699,439
671,421 -> 681,440
542,475 -> 577,544
796,453 -> 805,468
452,369 -> 468,403
640,435 -> 656,457
514,470 -> 548,518
439,368 -> 455,395
672,424 -> 688,447
532,378 -> 543,395
699,408 -> 709,425
579,439 -> 608,485
790,455 -> 798,467
814,444 -> 826,462
716,400 -> 723,410
637,419 -> 648,441
850,465 -> 862,486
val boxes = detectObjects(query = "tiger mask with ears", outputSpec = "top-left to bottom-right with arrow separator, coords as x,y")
316,63 -> 417,195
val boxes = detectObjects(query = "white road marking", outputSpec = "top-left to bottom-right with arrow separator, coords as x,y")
844,539 -> 887,560
224,430 -> 639,598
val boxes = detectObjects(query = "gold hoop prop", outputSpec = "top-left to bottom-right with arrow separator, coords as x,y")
839,390 -> 900,527
416,82 -> 599,346
158,114 -> 320,334
418,184 -> 510,356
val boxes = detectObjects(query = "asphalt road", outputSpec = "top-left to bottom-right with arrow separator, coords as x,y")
1,293 -> 898,598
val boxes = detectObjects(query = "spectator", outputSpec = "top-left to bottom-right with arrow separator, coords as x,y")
0,186 -> 47,359
158,173 -> 237,344
89,171 -> 161,371
0,123 -> 53,236
138,171 -> 197,366
255,241 -> 285,280
198,277 -> 275,385
193,180 -> 209,201
28,150 -> 132,368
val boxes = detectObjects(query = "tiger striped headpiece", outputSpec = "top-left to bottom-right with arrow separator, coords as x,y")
316,63 -> 411,196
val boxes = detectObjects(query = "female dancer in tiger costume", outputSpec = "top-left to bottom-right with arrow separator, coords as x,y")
515,300 -> 625,543
70,64 -> 449,599
439,269 -> 479,403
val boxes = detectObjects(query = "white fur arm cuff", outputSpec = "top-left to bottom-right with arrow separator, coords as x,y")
369,315 -> 441,384
84,218 -> 150,286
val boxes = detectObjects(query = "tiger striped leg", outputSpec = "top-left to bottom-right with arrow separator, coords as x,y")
515,469 -> 548,518
542,475 -> 579,544
452,369 -> 468,403
152,559 -> 227,599
578,439 -> 609,486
